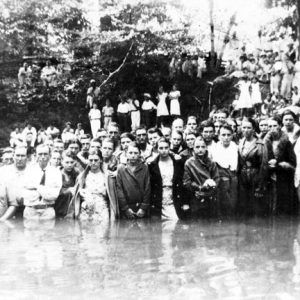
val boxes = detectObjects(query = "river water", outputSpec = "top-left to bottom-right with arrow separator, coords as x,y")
1,217 -> 300,299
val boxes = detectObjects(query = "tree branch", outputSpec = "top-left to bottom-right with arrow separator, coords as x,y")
99,41 -> 134,89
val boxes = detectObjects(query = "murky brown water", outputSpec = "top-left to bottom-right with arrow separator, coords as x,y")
1,217 -> 300,299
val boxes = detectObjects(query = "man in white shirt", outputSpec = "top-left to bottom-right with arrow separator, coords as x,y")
46,125 -> 60,139
211,124 -> 238,216
117,97 -> 131,132
22,123 -> 37,148
23,144 -> 62,220
0,146 -> 28,221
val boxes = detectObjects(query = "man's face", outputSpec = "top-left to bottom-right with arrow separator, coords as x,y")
101,141 -> 114,160
54,142 -> 64,154
90,141 -> 101,152
14,148 -> 27,169
282,114 -> 294,131
68,143 -> 80,155
81,138 -> 90,153
161,128 -> 171,140
171,133 -> 182,148
3,152 -> 14,166
157,141 -> 170,158
194,139 -> 207,157
172,120 -> 184,132
217,113 -> 227,122
148,133 -> 160,147
36,147 -> 50,169
219,128 -> 232,147
126,146 -> 140,164
108,126 -> 119,140
62,156 -> 75,173
202,127 -> 214,143
96,131 -> 107,141
50,152 -> 62,168
136,129 -> 147,144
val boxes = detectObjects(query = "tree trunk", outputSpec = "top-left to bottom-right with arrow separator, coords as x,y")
297,0 -> 300,59
217,12 -> 236,71
209,0 -> 215,73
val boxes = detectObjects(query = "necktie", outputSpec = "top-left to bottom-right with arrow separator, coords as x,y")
40,169 -> 46,186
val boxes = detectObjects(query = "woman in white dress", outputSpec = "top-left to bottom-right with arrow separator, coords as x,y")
168,84 -> 181,118
250,77 -> 262,114
89,103 -> 101,138
72,149 -> 110,223
156,85 -> 169,127
292,60 -> 300,91
236,75 -> 252,117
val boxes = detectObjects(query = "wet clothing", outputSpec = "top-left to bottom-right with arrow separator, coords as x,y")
116,163 -> 151,215
149,155 -> 186,219
183,154 -> 219,216
264,131 -> 297,215
54,169 -> 79,218
237,137 -> 268,216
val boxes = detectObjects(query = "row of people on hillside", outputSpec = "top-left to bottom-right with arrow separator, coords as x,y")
87,83 -> 181,135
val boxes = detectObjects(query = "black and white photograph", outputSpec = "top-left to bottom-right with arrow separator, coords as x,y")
1,0 -> 300,298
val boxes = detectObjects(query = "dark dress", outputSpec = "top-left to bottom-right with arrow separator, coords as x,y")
55,168 -> 79,218
237,137 -> 268,216
264,131 -> 297,215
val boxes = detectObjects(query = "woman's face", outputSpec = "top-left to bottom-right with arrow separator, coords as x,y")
268,119 -> 280,134
228,120 -> 237,133
121,137 -> 133,151
88,154 -> 101,171
282,114 -> 295,131
259,120 -> 269,134
241,121 -> 254,139
187,119 -> 197,131
185,134 -> 196,149
157,141 -> 170,158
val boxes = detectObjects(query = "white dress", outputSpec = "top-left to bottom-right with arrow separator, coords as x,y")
80,171 -> 109,223
156,92 -> 169,117
169,90 -> 181,115
237,80 -> 252,109
159,159 -> 178,220
89,108 -> 101,138
293,61 -> 300,91
251,82 -> 262,105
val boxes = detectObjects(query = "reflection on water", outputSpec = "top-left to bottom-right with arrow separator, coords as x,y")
1,217 -> 300,299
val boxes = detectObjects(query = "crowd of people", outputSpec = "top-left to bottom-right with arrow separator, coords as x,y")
5,22 -> 300,224
1,93 -> 300,223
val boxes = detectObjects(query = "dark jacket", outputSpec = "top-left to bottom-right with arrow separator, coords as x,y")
264,130 -> 296,214
148,155 -> 186,218
116,163 -> 151,213
183,153 -> 219,195
237,137 -> 268,192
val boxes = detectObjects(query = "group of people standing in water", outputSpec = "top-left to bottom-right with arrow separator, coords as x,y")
1,106 -> 300,224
